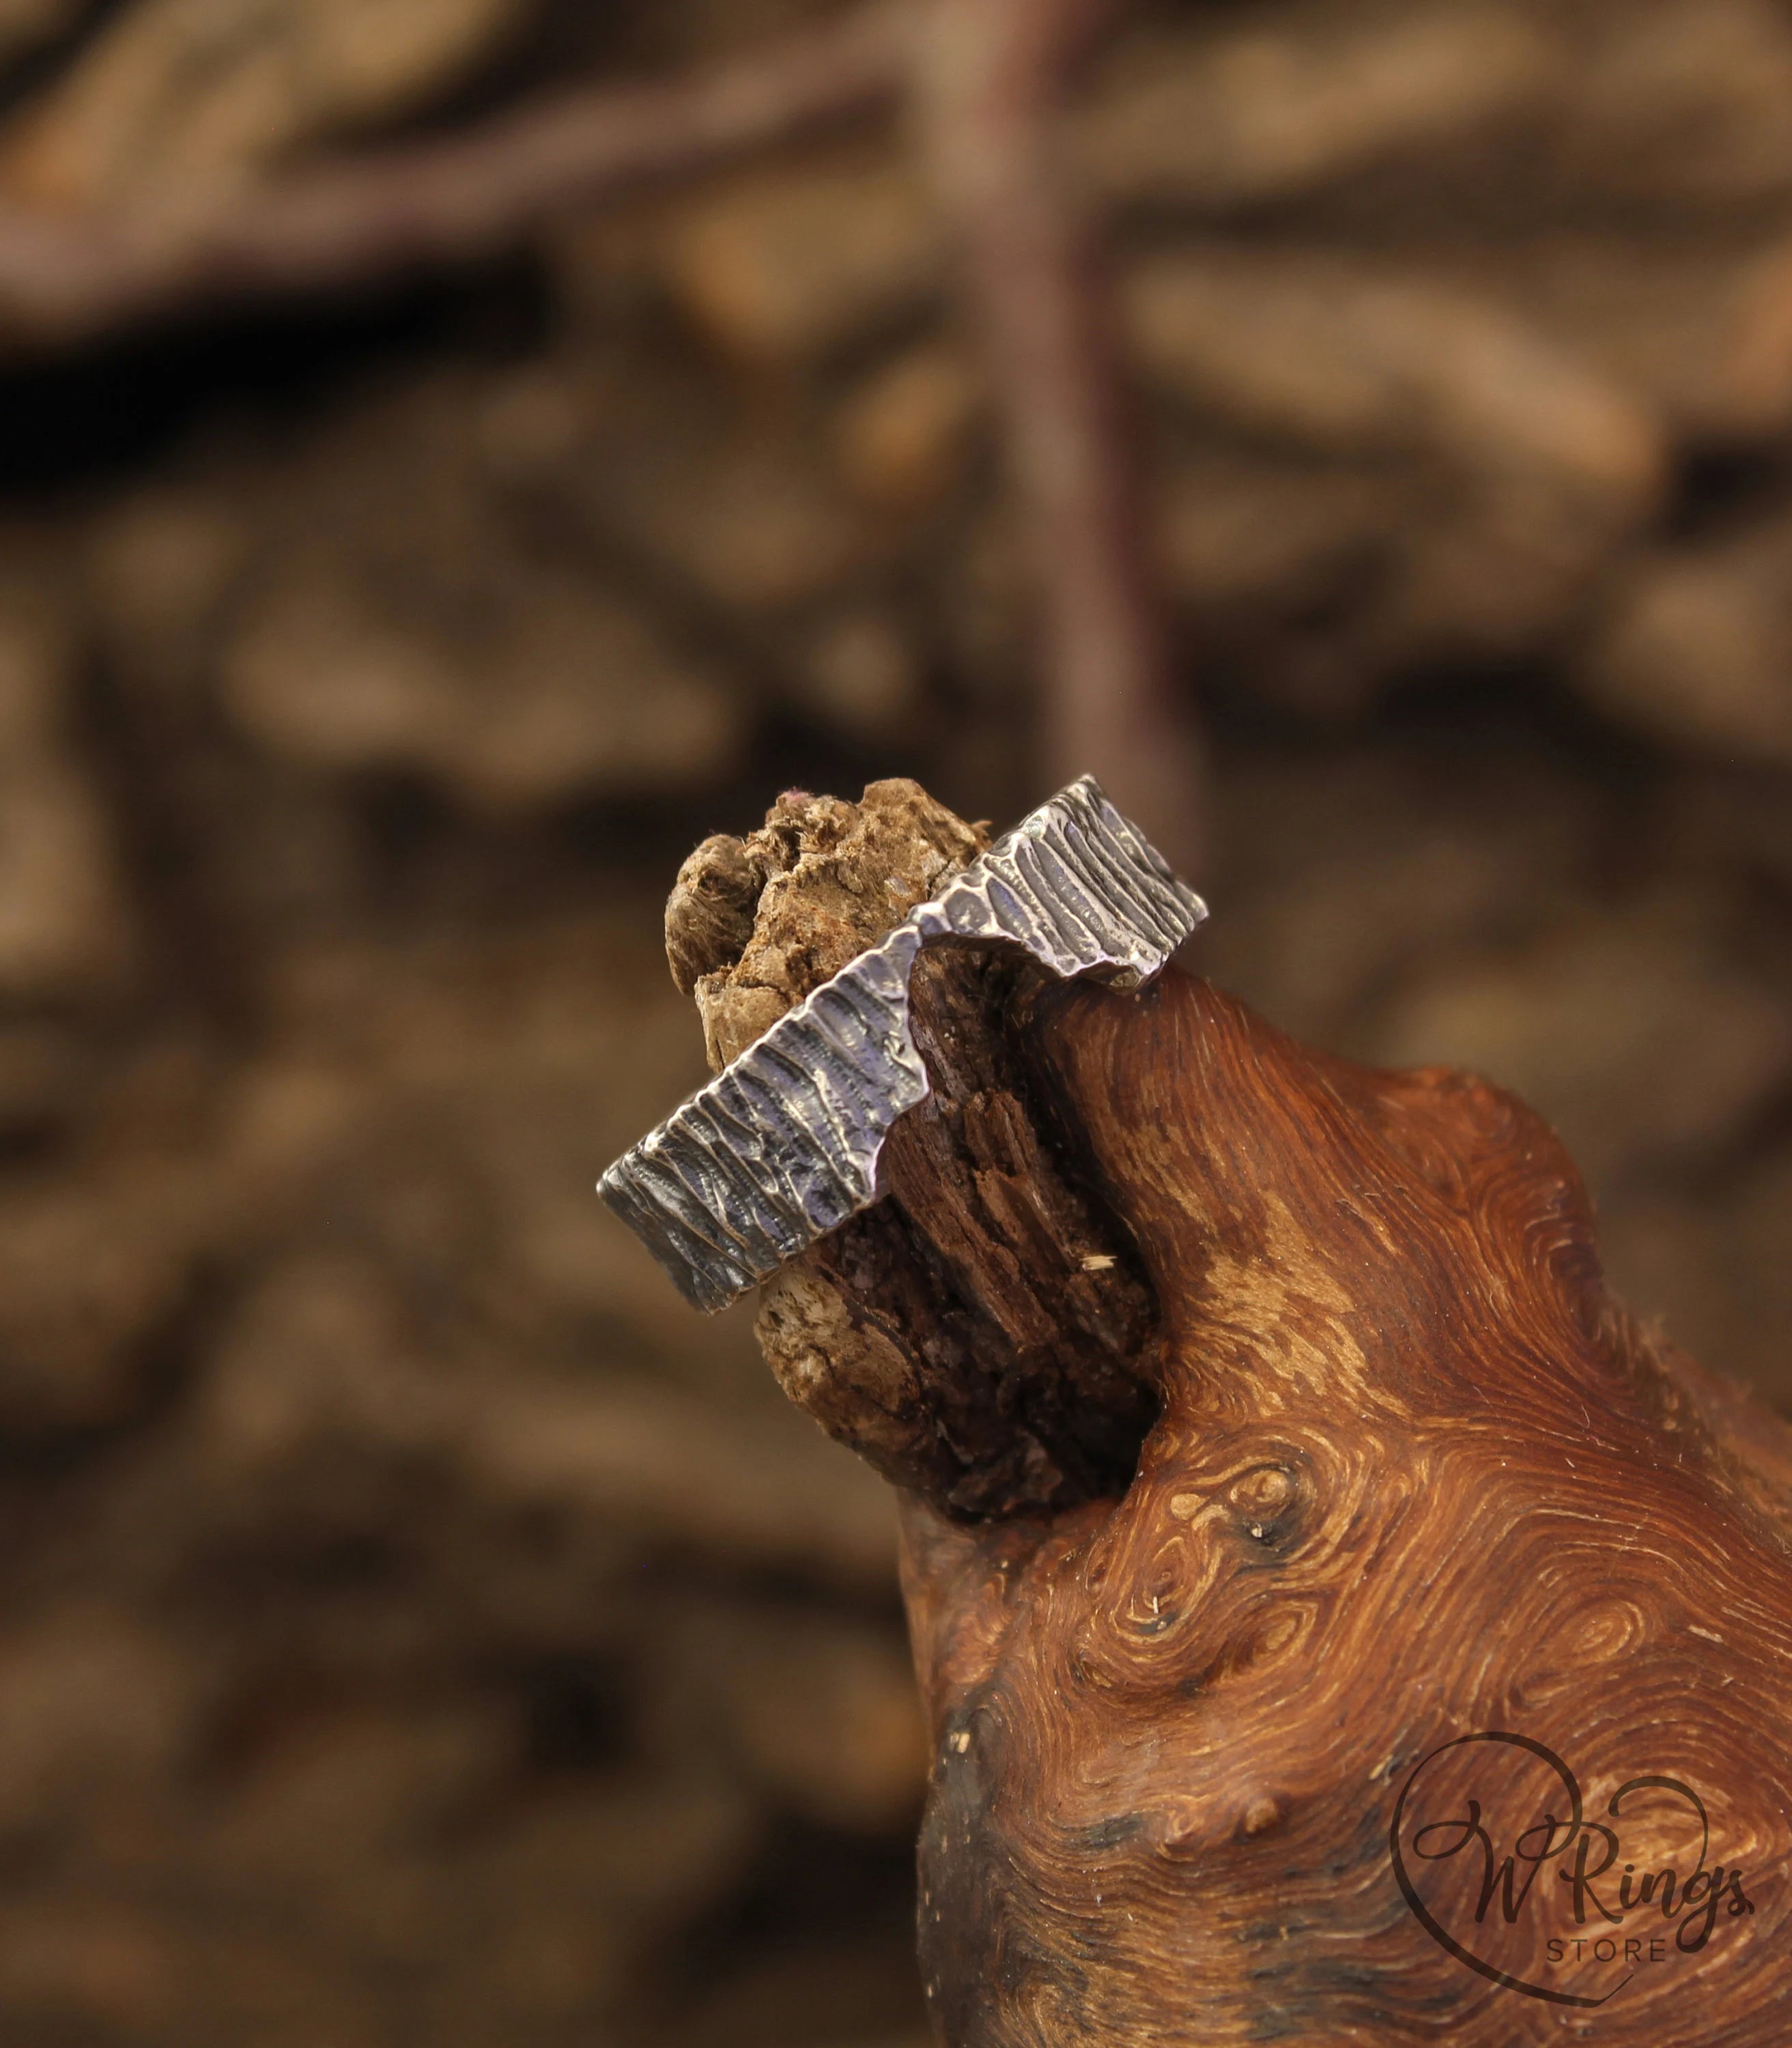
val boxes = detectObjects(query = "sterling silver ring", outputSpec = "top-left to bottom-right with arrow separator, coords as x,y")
599,776 -> 1206,1311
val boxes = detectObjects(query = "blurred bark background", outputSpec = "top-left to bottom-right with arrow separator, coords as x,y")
0,0 -> 1788,2043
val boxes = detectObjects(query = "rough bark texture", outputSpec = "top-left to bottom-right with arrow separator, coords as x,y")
668,776 -> 989,1069
672,780 -> 1792,2045
674,777 -> 1158,1518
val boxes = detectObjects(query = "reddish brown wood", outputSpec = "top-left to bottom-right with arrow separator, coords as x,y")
674,783 -> 1792,2043
900,971 -> 1792,2040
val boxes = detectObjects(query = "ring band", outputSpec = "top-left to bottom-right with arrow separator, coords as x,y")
599,776 -> 1206,1311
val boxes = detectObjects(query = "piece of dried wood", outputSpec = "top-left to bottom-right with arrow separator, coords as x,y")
666,776 -> 1792,2043
672,779 -> 1158,1517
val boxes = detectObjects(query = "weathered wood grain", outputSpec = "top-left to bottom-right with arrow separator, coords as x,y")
674,782 -> 1792,2043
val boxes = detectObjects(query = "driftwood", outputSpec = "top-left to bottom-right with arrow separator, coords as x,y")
671,778 -> 1792,2044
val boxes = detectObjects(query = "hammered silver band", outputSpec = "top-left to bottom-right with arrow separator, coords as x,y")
599,776 -> 1206,1311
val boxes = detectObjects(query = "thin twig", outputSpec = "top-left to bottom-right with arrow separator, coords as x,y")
912,0 -> 1208,873
0,1 -> 909,348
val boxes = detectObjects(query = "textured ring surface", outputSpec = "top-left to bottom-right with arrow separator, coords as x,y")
599,776 -> 1206,1311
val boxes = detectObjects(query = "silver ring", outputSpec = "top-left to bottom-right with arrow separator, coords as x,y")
599,776 -> 1206,1311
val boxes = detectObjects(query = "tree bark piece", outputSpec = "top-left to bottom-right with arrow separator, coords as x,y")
664,778 -> 1163,1518
663,777 -> 1792,2043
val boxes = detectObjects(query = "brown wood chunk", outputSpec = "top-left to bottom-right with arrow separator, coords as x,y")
668,778 -> 1792,2045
